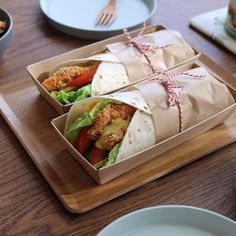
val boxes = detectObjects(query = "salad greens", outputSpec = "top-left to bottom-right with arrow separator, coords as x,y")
51,84 -> 91,104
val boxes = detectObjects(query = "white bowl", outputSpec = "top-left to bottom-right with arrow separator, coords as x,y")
0,8 -> 13,60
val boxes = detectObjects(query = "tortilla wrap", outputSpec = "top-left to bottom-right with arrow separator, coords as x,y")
107,29 -> 196,82
50,29 -> 196,97
50,52 -> 129,96
64,67 -> 235,165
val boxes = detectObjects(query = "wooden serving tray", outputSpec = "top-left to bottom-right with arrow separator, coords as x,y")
0,55 -> 236,213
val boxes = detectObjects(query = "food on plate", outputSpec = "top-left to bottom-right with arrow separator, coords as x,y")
64,67 -> 235,169
0,20 -> 7,35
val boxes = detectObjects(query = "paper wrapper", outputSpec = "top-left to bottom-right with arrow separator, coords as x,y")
51,29 -> 196,96
132,66 -> 235,141
107,29 -> 196,82
104,66 -> 235,161
64,66 -> 235,163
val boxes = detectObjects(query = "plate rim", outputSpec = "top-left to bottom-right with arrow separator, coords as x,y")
39,0 -> 157,33
98,205 -> 236,235
0,7 -> 13,42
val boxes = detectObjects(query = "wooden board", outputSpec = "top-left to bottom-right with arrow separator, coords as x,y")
0,56 -> 236,213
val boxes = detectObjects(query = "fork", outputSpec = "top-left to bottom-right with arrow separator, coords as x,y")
96,0 -> 117,26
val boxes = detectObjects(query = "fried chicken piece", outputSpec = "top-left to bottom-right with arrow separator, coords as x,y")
87,103 -> 136,140
0,20 -> 7,30
103,127 -> 127,150
42,62 -> 99,92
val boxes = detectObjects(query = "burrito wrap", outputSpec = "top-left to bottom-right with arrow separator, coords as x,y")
65,67 -> 235,163
51,30 -> 195,98
131,67 -> 235,142
107,30 -> 195,82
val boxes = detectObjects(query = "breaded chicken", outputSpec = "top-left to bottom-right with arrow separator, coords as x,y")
0,20 -> 7,30
87,103 -> 136,140
42,62 -> 100,91
103,127 -> 127,150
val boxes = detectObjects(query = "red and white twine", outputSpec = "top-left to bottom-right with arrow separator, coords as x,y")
123,22 -> 205,133
123,21 -> 172,73
149,71 -> 205,132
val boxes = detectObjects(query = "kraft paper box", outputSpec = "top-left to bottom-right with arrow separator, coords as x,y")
51,62 -> 236,184
27,24 -> 200,115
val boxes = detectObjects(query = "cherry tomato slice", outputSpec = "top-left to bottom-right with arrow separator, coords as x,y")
66,68 -> 97,88
90,146 -> 107,165
76,127 -> 92,155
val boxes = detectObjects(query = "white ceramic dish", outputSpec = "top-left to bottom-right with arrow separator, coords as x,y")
40,0 -> 157,39
98,205 -> 236,236
0,8 -> 13,60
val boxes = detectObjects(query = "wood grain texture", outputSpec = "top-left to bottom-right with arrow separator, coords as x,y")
0,0 -> 236,235
1,59 -> 236,213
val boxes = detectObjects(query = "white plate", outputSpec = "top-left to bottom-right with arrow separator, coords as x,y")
40,0 -> 157,40
98,205 -> 236,236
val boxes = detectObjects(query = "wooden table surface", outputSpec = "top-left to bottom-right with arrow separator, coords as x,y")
0,0 -> 235,235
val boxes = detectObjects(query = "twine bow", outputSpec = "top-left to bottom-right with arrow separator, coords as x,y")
149,71 -> 205,132
160,78 -> 184,132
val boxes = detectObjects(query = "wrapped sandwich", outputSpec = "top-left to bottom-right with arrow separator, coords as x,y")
63,67 -> 235,169
42,29 -> 196,105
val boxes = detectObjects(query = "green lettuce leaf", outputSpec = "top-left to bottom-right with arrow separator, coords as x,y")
94,159 -> 108,169
66,112 -> 93,144
89,142 -> 121,169
75,84 -> 91,102
51,84 -> 91,104
102,143 -> 121,168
